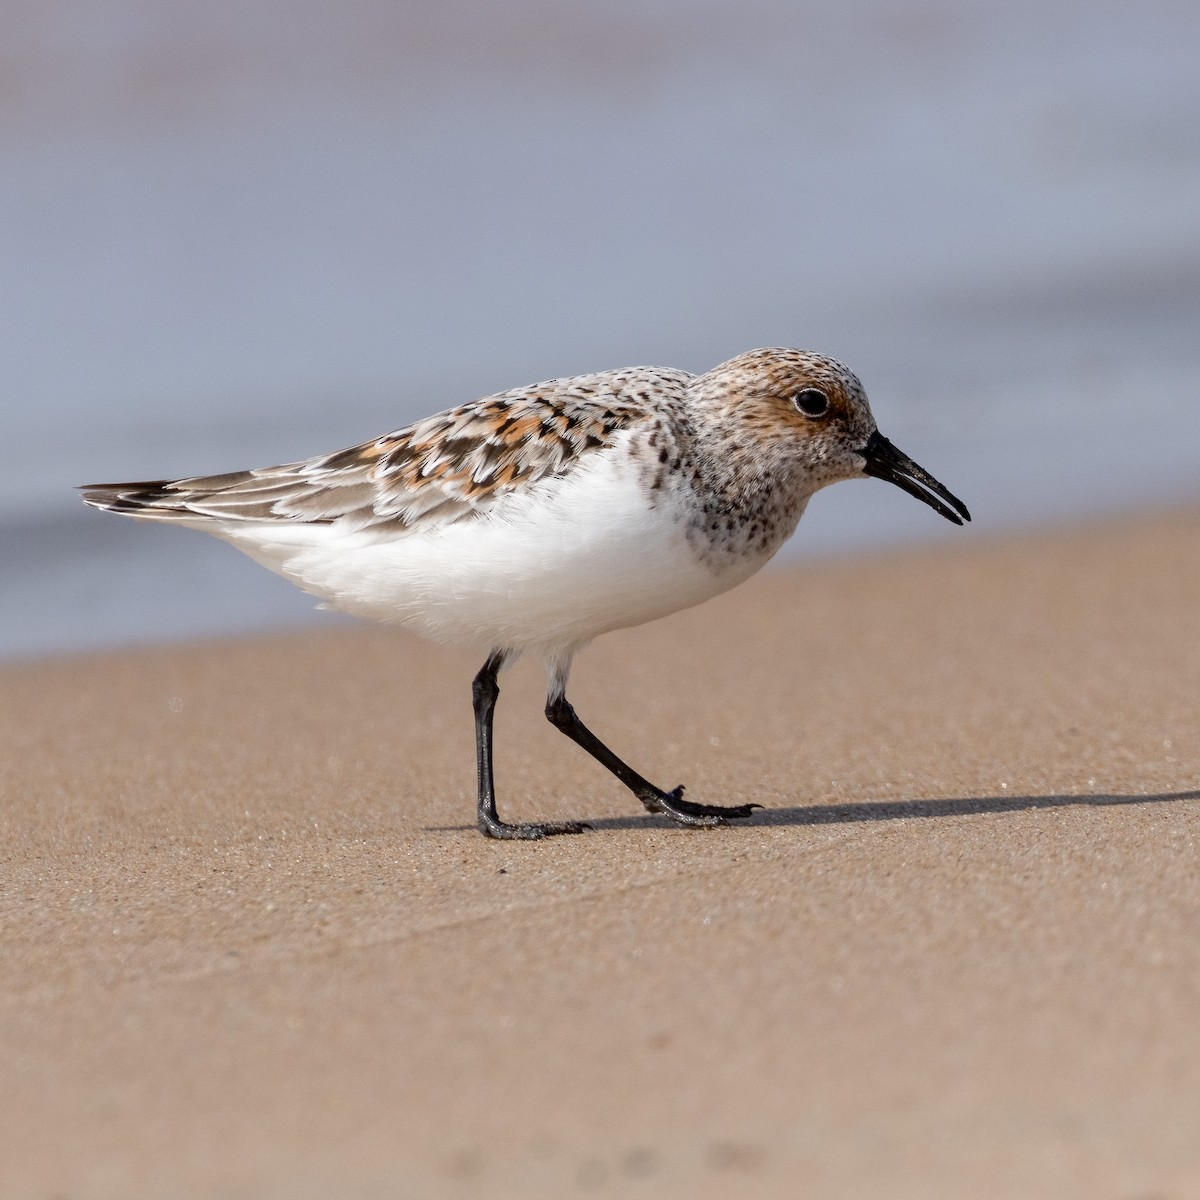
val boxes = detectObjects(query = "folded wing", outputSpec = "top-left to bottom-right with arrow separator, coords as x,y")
80,376 -> 666,534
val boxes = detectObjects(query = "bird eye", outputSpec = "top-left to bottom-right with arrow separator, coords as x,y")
792,388 -> 829,418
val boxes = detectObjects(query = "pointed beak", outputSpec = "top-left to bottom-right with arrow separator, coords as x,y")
860,431 -> 971,525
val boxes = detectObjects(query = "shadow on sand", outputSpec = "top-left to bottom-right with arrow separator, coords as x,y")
747,787 -> 1198,827
435,788 -> 1199,835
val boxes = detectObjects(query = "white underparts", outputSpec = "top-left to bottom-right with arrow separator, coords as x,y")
212,437 -> 781,657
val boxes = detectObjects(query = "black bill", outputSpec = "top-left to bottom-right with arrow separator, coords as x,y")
860,430 -> 971,526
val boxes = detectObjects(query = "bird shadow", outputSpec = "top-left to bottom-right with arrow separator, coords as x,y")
431,788 -> 1199,835
578,787 -> 1200,832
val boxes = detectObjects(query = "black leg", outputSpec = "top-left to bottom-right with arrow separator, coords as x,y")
544,693 -> 760,827
472,653 -> 588,840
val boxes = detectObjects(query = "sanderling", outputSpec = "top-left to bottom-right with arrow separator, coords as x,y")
81,348 -> 969,839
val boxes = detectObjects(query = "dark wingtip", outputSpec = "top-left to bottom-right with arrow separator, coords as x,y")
78,480 -> 174,513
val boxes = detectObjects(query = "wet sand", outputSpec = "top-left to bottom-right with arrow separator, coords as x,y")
3,509 -> 1199,1198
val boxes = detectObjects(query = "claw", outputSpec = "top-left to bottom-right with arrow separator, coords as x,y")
640,786 -> 761,826
479,818 -> 590,840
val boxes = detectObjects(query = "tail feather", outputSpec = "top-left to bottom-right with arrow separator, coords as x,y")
78,479 -> 191,519
78,469 -> 287,522
77,464 -> 362,525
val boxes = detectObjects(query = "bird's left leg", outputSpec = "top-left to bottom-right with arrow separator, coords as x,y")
542,654 -> 759,827
473,651 -> 587,840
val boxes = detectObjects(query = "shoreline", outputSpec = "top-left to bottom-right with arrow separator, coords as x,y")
7,497 -> 1199,670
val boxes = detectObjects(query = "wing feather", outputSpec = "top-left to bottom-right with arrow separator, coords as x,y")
79,368 -> 692,533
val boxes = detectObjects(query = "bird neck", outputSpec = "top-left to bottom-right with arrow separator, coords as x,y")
676,420 -> 812,572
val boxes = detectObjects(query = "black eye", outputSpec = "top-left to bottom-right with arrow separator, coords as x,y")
793,388 -> 829,418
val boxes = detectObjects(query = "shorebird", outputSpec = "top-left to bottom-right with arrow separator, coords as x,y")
81,348 -> 970,838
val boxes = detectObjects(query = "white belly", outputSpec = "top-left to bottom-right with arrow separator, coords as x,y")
215,445 -> 776,656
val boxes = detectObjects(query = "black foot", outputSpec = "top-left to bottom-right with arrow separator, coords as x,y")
478,815 -> 590,840
640,785 -> 762,827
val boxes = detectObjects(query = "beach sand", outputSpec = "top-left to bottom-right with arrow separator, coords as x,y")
3,509 -> 1199,1198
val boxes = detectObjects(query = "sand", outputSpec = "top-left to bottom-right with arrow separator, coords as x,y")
3,509 -> 1199,1198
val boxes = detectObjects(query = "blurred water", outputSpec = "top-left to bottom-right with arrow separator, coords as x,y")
3,0 -> 1199,660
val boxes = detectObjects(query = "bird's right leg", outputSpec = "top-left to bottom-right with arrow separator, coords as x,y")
473,652 -> 588,840
540,653 -> 758,828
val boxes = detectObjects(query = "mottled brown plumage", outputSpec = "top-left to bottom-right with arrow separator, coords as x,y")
81,367 -> 693,534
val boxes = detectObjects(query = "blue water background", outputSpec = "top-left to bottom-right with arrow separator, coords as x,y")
3,0 -> 1199,660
